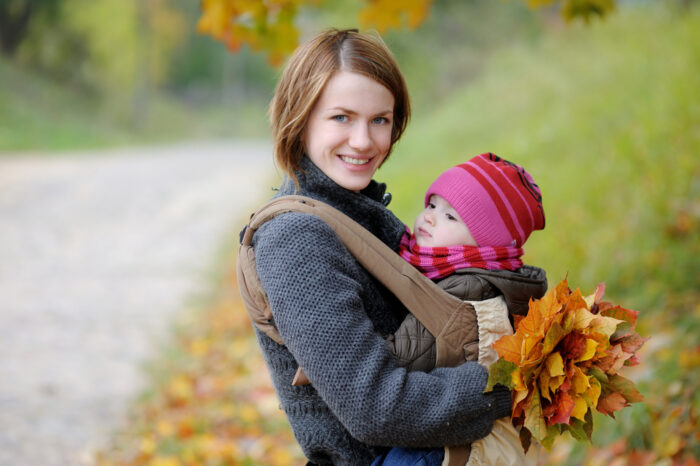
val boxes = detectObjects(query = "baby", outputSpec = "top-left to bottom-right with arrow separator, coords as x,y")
384,153 -> 547,465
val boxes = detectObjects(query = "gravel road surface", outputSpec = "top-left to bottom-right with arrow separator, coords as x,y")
0,141 -> 274,465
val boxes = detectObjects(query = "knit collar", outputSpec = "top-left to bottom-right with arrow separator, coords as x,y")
277,156 -> 405,250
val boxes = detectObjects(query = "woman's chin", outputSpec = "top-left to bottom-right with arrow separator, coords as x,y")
328,168 -> 376,192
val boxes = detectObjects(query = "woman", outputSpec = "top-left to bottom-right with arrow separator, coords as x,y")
250,28 -> 512,465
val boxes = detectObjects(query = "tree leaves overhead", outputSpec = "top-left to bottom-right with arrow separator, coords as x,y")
485,278 -> 647,452
359,0 -> 435,33
198,0 -> 618,65
197,0 -> 312,66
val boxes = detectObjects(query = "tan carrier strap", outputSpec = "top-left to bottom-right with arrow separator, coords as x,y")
236,195 -> 477,374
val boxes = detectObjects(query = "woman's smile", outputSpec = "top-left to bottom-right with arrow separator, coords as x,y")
339,155 -> 371,166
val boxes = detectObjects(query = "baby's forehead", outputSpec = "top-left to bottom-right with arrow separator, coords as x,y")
427,194 -> 456,209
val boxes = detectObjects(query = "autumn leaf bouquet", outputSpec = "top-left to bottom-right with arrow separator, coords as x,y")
485,279 -> 647,451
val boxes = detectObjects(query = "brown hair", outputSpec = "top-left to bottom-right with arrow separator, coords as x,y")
269,28 -> 411,184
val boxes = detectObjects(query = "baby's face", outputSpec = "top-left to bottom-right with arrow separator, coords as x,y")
414,194 -> 477,248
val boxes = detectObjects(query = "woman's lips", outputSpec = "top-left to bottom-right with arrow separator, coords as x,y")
337,154 -> 374,171
339,154 -> 371,165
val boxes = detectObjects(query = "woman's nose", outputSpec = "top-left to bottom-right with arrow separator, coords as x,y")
348,122 -> 372,152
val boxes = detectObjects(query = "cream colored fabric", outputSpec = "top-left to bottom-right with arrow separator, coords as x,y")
470,296 -> 513,367
465,419 -> 538,466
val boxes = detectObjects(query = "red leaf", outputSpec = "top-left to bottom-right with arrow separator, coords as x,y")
558,331 -> 588,360
543,390 -> 575,426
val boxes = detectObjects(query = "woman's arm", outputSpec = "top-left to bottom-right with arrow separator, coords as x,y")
254,212 -> 511,447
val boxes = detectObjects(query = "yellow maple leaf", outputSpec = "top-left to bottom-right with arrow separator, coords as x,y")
573,307 -> 597,330
575,338 -> 598,362
545,352 -> 565,377
549,374 -> 565,393
571,365 -> 590,394
591,315 -> 622,339
543,321 -> 567,354
570,395 -> 588,421
584,377 -> 602,408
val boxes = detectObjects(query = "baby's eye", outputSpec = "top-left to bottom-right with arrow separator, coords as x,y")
446,213 -> 457,221
427,202 -> 436,209
332,115 -> 348,123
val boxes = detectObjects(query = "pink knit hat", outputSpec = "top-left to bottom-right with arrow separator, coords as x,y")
424,153 -> 545,247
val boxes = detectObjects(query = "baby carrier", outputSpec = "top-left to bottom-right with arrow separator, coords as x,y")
237,195 -> 483,373
237,195 -> 505,466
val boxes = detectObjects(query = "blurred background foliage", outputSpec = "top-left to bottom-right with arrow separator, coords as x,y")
3,0 -> 698,464
0,0 -> 278,150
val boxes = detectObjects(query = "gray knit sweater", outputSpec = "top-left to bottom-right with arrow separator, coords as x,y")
251,157 -> 512,465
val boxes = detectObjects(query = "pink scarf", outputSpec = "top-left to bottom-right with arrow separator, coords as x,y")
398,229 -> 523,279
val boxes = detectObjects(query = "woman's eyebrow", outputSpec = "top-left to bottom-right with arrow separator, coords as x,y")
328,106 -> 393,116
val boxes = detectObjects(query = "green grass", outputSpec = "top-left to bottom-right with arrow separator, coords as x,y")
0,58 -> 271,152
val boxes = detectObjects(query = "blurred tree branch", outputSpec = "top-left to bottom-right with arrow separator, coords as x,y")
0,0 -> 56,57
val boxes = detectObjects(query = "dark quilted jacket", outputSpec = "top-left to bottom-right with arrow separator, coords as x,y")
386,266 -> 548,372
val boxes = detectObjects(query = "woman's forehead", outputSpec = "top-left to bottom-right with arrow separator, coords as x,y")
316,71 -> 394,113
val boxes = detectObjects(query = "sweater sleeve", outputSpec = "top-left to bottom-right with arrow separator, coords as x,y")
254,212 -> 512,447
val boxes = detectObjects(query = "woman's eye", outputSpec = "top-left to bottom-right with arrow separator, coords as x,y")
372,116 -> 389,125
332,115 -> 348,123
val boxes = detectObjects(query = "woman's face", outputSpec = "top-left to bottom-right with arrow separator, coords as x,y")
303,71 -> 395,192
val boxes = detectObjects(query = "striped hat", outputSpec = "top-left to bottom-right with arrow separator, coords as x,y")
425,153 -> 545,247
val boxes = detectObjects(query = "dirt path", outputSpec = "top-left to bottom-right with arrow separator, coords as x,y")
0,141 -> 275,465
